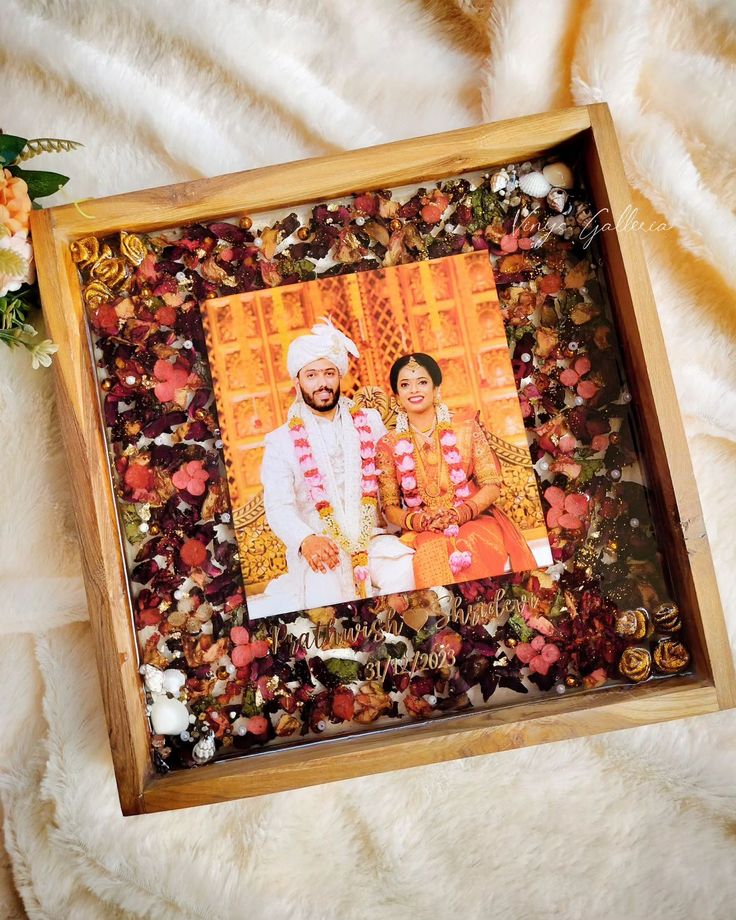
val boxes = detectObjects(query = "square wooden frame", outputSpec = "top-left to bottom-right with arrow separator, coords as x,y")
31,103 -> 736,816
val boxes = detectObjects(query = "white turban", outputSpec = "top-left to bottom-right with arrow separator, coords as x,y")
286,317 -> 359,378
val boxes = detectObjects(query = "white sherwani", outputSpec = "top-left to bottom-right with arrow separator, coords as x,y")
254,399 -> 414,617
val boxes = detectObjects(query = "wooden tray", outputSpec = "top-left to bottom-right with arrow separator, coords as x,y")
31,103 -> 736,815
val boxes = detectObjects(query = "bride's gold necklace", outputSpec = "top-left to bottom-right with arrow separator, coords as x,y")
410,421 -> 442,497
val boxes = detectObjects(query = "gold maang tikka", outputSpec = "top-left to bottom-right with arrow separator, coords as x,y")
406,355 -> 421,371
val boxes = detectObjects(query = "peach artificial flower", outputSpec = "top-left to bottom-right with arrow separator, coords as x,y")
0,168 -> 32,235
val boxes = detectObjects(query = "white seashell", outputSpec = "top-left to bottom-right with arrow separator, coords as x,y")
192,732 -> 216,765
546,214 -> 567,236
162,668 -> 187,696
140,665 -> 164,695
542,161 -> 574,189
518,171 -> 552,198
490,169 -> 508,192
546,187 -> 568,213
150,696 -> 190,735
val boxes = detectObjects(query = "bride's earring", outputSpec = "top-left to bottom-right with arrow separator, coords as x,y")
433,387 -> 442,406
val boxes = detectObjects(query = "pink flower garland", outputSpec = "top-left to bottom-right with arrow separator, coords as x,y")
288,407 -> 377,592
393,414 -> 473,576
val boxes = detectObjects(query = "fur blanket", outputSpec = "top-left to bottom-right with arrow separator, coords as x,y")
1,0 -> 734,916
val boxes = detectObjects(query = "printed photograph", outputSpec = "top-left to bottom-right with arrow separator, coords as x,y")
201,250 -> 553,619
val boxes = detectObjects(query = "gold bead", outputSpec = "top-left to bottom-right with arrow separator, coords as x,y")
194,408 -> 207,421
101,378 -> 113,391
389,218 -> 402,232
297,226 -> 310,240
149,523 -> 161,536
505,636 -> 518,648
240,216 -> 253,230
565,674 -> 580,688
609,432 -> 621,445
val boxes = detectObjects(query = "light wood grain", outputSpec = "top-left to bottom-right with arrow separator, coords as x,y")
583,105 -> 735,707
30,103 -> 736,816
142,677 -> 719,813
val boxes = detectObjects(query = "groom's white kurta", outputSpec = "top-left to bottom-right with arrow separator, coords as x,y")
254,400 -> 414,616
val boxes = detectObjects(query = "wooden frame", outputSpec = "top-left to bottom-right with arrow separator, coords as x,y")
31,103 -> 736,816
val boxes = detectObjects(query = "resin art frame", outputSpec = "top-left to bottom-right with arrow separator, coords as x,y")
31,104 -> 736,815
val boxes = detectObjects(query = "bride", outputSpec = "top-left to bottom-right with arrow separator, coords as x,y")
376,353 -> 536,589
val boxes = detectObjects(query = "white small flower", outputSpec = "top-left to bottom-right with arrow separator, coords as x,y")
0,231 -> 35,297
30,339 -> 59,369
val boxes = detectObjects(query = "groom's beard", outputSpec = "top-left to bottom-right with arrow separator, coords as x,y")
299,382 -> 340,413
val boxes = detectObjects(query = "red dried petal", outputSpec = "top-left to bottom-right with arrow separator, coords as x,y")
544,485 -> 565,508
180,538 -> 207,567
230,626 -> 249,646
558,512 -> 584,530
573,355 -> 592,376
564,493 -> 589,517
559,368 -> 579,387
231,645 -> 254,668
538,273 -> 562,294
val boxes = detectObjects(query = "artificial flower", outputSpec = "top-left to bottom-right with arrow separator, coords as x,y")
0,168 -> 32,235
0,230 -> 34,296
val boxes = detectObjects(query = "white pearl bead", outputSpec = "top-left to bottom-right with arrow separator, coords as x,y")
355,216 -> 365,226
539,460 -> 549,471
555,683 -> 566,695
574,396 -> 584,406
521,352 -> 531,362
316,720 -> 326,732
138,522 -> 149,533
125,375 -> 137,385
183,340 -> 193,350
630,517 -> 640,528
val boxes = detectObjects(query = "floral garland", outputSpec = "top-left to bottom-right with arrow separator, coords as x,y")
393,402 -> 473,576
288,404 -> 378,596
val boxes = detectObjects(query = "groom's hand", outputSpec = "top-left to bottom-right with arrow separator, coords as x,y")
300,535 -> 340,572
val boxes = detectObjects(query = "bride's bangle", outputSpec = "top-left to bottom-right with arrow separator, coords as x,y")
465,498 -> 479,519
404,511 -> 416,531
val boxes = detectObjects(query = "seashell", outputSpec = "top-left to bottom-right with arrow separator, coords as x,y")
518,170 -> 552,198
162,668 -> 187,696
653,638 -> 690,673
546,187 -> 568,213
545,214 -> 566,236
575,202 -> 594,229
140,664 -> 164,695
490,169 -> 509,192
150,696 -> 190,735
542,161 -> 574,189
652,601 -> 681,633
618,646 -> 652,683
192,732 -> 217,765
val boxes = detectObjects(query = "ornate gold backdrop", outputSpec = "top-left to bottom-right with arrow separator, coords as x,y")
201,251 -> 545,592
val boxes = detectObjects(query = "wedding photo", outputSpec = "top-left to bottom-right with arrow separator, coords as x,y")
201,250 -> 553,620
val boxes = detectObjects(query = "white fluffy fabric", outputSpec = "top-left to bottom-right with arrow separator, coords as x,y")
1,0 -> 735,916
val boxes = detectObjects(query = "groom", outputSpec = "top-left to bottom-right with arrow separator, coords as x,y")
259,319 -> 415,612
